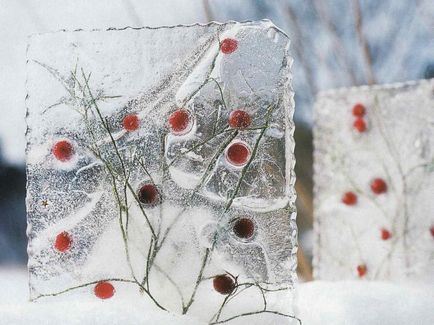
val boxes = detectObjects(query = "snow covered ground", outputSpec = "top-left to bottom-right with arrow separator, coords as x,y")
1,268 -> 433,324
297,281 -> 434,325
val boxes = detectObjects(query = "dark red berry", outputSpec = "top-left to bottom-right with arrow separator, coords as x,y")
381,228 -> 391,240
94,282 -> 115,299
220,38 -> 238,54
228,110 -> 251,129
52,140 -> 74,162
342,191 -> 357,206
430,226 -> 434,238
357,264 -> 367,277
54,231 -> 72,252
138,184 -> 160,205
371,178 -> 387,194
226,142 -> 250,166
352,103 -> 366,117
353,118 -> 367,132
233,218 -> 255,239
213,274 -> 236,295
168,109 -> 191,135
122,114 -> 140,132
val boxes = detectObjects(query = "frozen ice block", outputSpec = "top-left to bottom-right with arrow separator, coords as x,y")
314,79 -> 434,282
26,21 -> 298,324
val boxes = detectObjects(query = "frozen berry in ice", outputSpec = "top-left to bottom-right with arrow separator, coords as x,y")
357,264 -> 367,278
52,140 -> 74,162
138,184 -> 160,206
352,103 -> 366,117
226,142 -> 251,167
342,191 -> 357,206
430,226 -> 434,238
122,114 -> 140,132
381,228 -> 391,240
168,109 -> 191,135
371,178 -> 387,194
353,118 -> 367,132
94,281 -> 115,299
213,274 -> 236,295
220,38 -> 238,54
54,231 -> 72,252
233,218 -> 255,239
228,110 -> 251,129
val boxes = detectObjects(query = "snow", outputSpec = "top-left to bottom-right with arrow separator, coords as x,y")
1,268 -> 433,324
0,268 -> 205,325
297,281 -> 434,325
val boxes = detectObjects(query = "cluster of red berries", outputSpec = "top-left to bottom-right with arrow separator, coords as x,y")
52,232 -> 114,298
52,180 -> 161,300
51,114 -> 142,163
167,107 -> 252,167
352,103 -> 367,133
342,178 -> 388,206
341,178 -> 390,245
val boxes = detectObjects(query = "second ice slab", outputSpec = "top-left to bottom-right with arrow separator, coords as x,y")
314,79 -> 434,282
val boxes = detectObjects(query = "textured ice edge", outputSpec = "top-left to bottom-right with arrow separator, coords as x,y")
316,78 -> 433,97
26,19 -> 289,39
312,78 -> 433,279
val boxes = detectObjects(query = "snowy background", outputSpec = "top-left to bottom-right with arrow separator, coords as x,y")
0,0 -> 433,323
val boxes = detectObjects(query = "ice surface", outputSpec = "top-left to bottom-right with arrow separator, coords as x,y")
26,21 -> 297,324
314,79 -> 434,282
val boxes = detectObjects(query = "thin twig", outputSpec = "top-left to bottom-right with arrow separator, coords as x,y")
182,248 -> 210,314
352,0 -> 376,84
32,278 -> 136,301
224,104 -> 275,212
210,310 -> 302,325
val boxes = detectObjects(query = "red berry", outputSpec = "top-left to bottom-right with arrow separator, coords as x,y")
342,191 -> 357,206
52,140 -> 74,162
371,178 -> 387,194
381,228 -> 391,240
353,118 -> 367,132
94,282 -> 115,299
213,274 -> 236,295
233,218 -> 255,239
228,110 -> 251,129
122,114 -> 140,132
225,142 -> 251,167
430,226 -> 434,238
54,231 -> 72,252
352,103 -> 366,117
168,109 -> 191,135
357,264 -> 367,278
220,38 -> 238,54
138,184 -> 160,205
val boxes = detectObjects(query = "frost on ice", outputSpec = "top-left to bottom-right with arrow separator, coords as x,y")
314,79 -> 434,282
25,21 -> 298,324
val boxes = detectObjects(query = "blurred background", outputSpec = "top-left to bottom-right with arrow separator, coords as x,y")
0,0 -> 433,280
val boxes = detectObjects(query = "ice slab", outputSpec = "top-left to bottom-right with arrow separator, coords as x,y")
26,21 -> 297,324
314,79 -> 434,282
